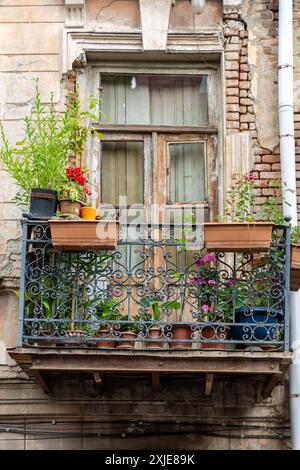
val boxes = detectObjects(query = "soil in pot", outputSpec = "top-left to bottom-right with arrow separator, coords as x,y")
96,329 -> 116,349
231,307 -> 283,342
145,326 -> 164,349
116,331 -> 137,349
59,199 -> 82,217
200,325 -> 229,350
27,189 -> 58,220
169,324 -> 193,350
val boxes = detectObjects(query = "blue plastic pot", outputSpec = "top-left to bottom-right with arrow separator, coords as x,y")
231,307 -> 283,342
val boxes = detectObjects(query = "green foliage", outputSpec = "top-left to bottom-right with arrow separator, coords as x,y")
119,314 -> 141,333
0,79 -> 102,208
291,225 -> 300,245
224,173 -> 256,223
140,295 -> 181,321
58,182 -> 85,203
221,174 -> 286,225
261,179 -> 285,225
94,297 -> 120,328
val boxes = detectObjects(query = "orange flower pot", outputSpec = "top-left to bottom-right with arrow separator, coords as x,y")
80,207 -> 97,220
200,325 -> 230,350
169,324 -> 193,350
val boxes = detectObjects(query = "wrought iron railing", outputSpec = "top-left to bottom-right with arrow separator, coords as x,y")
18,220 -> 290,352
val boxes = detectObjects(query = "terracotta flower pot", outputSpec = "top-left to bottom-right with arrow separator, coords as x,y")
80,207 -> 97,220
116,330 -> 137,349
59,199 -> 82,217
49,219 -> 119,251
200,325 -> 229,350
290,245 -> 300,291
204,222 -> 273,253
96,329 -> 116,349
64,329 -> 88,346
145,326 -> 164,349
169,324 -> 193,350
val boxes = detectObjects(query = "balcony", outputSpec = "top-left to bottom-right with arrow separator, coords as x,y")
9,220 -> 292,395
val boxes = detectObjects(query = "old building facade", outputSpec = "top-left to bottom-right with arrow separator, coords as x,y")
0,0 -> 298,450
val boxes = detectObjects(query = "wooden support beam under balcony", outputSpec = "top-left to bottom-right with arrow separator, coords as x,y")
8,348 -> 293,397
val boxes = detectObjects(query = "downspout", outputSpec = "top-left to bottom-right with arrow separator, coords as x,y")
278,0 -> 300,450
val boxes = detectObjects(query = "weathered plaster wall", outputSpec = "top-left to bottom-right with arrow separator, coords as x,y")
0,0 -> 66,298
86,0 -> 141,31
0,375 -> 291,449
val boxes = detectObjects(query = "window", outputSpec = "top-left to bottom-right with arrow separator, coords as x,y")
101,141 -> 144,206
169,141 -> 206,204
101,74 -> 208,126
96,69 -> 219,223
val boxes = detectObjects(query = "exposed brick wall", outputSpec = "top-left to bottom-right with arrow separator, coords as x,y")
224,1 -> 300,216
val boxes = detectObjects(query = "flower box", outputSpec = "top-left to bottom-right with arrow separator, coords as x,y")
204,222 -> 274,253
290,245 -> 300,291
49,219 -> 119,251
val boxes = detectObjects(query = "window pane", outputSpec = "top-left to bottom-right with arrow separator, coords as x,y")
101,142 -> 144,205
169,142 -> 206,203
101,75 -> 208,126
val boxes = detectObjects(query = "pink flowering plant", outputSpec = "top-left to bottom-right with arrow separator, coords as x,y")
189,252 -> 234,322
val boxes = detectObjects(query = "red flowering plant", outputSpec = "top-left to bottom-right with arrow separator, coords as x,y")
188,252 -> 234,323
58,166 -> 92,204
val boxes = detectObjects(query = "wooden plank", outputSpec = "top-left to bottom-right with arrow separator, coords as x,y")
93,124 -> 218,134
30,355 -> 284,375
152,372 -> 160,393
9,347 -> 294,360
204,373 -> 214,396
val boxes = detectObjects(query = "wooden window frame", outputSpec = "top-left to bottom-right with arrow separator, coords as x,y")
90,65 -> 220,220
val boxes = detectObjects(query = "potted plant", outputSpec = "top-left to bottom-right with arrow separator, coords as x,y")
116,314 -> 140,349
231,277 -> 284,347
0,80 -> 101,219
64,322 -> 90,347
140,295 -> 178,349
189,253 -> 232,349
290,226 -> 300,291
58,166 -> 91,216
94,297 -> 120,349
204,172 -> 273,252
166,301 -> 191,350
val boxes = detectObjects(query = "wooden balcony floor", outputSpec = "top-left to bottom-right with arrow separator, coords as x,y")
8,348 -> 293,398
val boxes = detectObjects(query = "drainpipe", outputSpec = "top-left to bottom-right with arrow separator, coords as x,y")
278,0 -> 300,450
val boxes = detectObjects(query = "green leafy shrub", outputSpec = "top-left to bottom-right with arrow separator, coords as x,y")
0,79 -> 102,208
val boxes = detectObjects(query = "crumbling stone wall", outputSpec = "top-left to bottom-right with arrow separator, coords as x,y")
225,0 -> 300,217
